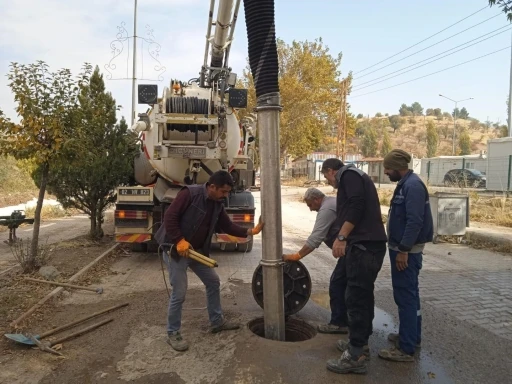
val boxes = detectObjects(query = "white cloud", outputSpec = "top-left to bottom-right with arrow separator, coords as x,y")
0,0 -> 248,123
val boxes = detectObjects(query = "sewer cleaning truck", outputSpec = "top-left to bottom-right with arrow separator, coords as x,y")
114,0 -> 257,252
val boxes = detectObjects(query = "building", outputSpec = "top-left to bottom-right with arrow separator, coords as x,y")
420,153 -> 487,186
486,137 -> 512,191
353,155 -> 422,185
289,152 -> 363,181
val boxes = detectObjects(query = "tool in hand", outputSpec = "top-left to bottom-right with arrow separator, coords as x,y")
23,277 -> 104,294
4,303 -> 128,345
188,249 -> 218,268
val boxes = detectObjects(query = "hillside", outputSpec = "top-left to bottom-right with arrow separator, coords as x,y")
348,115 -> 499,158
0,157 -> 39,207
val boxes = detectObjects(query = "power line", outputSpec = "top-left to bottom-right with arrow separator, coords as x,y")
352,26 -> 511,91
354,12 -> 503,80
350,46 -> 510,98
353,5 -> 491,75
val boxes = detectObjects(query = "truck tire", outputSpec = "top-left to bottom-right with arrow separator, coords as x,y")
131,243 -> 148,252
223,243 -> 237,251
238,239 -> 253,253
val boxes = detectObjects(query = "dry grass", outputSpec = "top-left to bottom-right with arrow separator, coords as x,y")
377,188 -> 393,206
24,204 -> 68,220
281,176 -> 309,187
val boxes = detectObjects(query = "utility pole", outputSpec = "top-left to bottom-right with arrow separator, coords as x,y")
131,0 -> 138,126
439,94 -> 473,155
509,29 -> 512,137
336,78 -> 350,161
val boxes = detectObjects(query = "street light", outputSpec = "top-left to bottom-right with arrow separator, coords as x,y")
439,94 -> 474,155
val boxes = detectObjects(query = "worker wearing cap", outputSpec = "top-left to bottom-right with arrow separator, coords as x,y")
155,170 -> 264,352
282,187 -> 348,335
378,149 -> 433,362
320,158 -> 387,375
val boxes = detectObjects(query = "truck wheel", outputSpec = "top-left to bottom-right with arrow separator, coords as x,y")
131,243 -> 148,252
223,243 -> 237,251
238,240 -> 253,253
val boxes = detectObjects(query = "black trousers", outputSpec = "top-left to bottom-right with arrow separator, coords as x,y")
345,241 -> 386,350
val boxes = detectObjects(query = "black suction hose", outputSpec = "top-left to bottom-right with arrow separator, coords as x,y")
243,0 -> 279,98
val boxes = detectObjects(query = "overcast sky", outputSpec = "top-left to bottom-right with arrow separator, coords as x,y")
0,0 -> 510,124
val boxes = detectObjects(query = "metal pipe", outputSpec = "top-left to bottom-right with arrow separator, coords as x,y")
131,0 -> 138,126
203,0 -> 215,69
509,30 -> 512,137
256,92 -> 286,341
223,0 -> 241,69
211,0 -> 234,68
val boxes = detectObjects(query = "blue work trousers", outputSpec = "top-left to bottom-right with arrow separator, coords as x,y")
389,249 -> 422,355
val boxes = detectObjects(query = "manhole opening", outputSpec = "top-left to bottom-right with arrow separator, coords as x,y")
247,317 -> 316,342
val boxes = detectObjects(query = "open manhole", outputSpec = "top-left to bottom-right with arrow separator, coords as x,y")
248,317 -> 316,342
251,260 -> 311,315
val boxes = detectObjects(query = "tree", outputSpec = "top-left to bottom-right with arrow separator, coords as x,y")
357,113 -> 363,119
440,124 -> 450,139
426,120 -> 439,158
380,128 -> 392,157
489,0 -> 512,21
399,103 -> 409,116
426,108 -> 435,116
0,61 -> 90,271
452,107 -> 460,118
411,102 -> 423,116
434,108 -> 442,118
469,119 -> 480,130
416,131 -> 426,144
240,38 -> 345,159
458,107 -> 469,119
385,113 -> 389,117
44,67 -> 138,239
499,124 -> 509,137
375,112 -> 382,117
443,111 -> 452,119
361,126 -> 378,157
355,120 -> 369,137
408,117 -> 417,124
389,115 -> 403,133
458,129 -> 471,155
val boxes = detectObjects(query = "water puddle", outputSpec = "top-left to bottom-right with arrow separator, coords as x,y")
310,292 -> 453,383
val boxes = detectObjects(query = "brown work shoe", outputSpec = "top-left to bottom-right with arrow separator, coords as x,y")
378,346 -> 414,362
387,332 -> 421,348
326,350 -> 367,374
317,323 -> 348,334
336,340 -> 370,360
211,320 -> 240,334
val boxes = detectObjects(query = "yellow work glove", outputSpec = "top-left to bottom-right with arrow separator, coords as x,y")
249,216 -> 264,236
283,253 -> 302,262
176,239 -> 191,257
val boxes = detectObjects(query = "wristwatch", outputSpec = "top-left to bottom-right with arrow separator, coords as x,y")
337,235 -> 346,242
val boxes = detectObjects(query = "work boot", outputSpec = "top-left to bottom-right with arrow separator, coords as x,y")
167,331 -> 189,352
378,346 -> 414,362
326,350 -> 367,374
211,320 -> 240,334
317,323 -> 348,334
387,333 -> 421,349
336,340 -> 370,360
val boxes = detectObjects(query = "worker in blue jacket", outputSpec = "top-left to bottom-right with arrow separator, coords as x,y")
379,149 -> 433,362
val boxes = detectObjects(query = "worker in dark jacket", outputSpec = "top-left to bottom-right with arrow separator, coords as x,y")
321,158 -> 387,375
157,170 -> 264,352
378,149 -> 433,362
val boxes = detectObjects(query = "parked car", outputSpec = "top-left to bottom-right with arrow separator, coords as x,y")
443,169 -> 486,188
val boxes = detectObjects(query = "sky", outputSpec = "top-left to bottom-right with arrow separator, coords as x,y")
0,0 -> 510,124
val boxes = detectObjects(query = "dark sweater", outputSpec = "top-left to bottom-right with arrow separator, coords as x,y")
163,188 -> 248,249
335,168 -> 387,244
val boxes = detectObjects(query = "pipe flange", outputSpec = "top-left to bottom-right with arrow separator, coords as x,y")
259,260 -> 285,267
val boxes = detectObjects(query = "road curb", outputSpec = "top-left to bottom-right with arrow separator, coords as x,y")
10,243 -> 120,328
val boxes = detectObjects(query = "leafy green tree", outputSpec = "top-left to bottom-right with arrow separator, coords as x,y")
499,124 -> 509,137
452,107 -> 460,118
0,61 -> 90,271
240,38 -> 346,159
411,102 -> 423,116
426,120 -> 439,158
443,111 -> 452,119
399,103 -> 409,116
375,112 -> 382,117
426,108 -> 434,116
380,128 -> 392,157
458,129 -> 471,155
361,126 -> 378,157
355,120 -> 369,137
356,113 -> 363,119
489,0 -> 512,21
434,108 -> 442,118
45,67 -> 139,239
458,107 -> 469,119
440,124 -> 450,139
389,115 -> 403,133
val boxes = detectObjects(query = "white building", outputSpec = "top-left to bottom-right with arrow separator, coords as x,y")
486,137 -> 512,191
420,153 -> 487,186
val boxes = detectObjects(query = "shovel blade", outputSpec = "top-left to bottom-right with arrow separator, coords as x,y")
4,333 -> 40,345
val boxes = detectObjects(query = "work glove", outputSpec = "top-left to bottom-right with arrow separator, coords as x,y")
283,253 -> 301,262
176,239 -> 191,257
249,216 -> 264,236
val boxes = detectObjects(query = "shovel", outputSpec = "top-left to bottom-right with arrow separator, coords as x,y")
4,302 -> 128,345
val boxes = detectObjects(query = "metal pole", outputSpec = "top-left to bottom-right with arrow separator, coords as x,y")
131,0 -> 138,126
257,92 -> 286,341
509,30 -> 512,137
508,155 -> 512,191
452,101 -> 457,156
